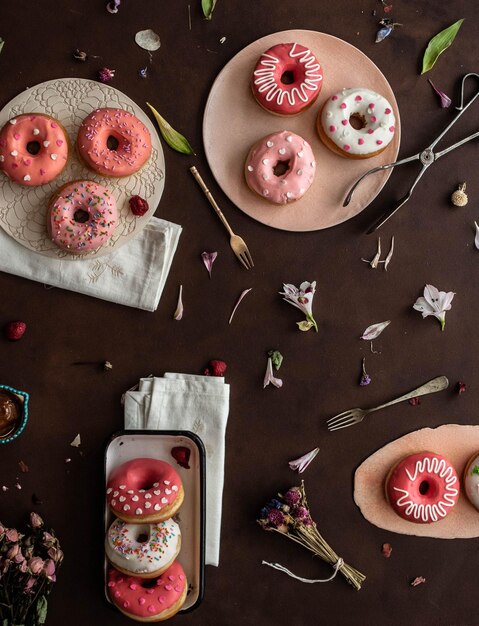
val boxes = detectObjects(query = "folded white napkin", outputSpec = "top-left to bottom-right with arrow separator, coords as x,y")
0,217 -> 181,312
124,373 -> 230,567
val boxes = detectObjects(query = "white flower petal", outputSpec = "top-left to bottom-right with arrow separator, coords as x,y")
288,447 -> 319,473
360,320 -> 391,341
173,284 -> 183,320
135,29 -> 161,51
413,297 -> 433,317
263,358 -> 283,389
423,284 -> 441,310
438,291 -> 455,311
475,221 -> 479,250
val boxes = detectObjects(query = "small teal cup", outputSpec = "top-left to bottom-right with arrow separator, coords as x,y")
0,385 -> 29,444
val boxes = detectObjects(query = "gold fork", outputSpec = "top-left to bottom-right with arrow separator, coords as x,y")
326,376 -> 449,432
190,166 -> 254,270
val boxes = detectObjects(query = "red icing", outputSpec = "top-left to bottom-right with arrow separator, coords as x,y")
77,108 -> 152,177
108,562 -> 186,618
251,43 -> 323,115
386,452 -> 460,524
106,458 -> 182,520
0,114 -> 68,186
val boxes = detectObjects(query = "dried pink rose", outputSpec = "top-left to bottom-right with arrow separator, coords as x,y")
6,528 -> 18,542
43,559 -> 56,577
28,557 -> 44,575
30,512 -> 43,528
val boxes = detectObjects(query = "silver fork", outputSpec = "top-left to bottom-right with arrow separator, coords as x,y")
327,376 -> 449,432
190,166 -> 254,269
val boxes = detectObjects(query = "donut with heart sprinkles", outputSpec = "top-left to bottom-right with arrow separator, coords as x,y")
108,561 -> 187,622
107,458 -> 184,524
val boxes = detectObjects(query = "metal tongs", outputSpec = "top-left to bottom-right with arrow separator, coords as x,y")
343,73 -> 479,233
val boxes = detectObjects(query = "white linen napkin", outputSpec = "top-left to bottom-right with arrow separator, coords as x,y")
0,217 -> 181,312
124,374 -> 230,567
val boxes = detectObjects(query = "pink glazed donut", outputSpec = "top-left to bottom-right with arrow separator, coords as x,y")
77,108 -> 152,177
386,452 -> 460,524
251,43 -> 323,116
47,180 -> 118,254
108,562 -> 187,621
107,458 -> 185,524
244,130 -> 316,204
0,114 -> 69,186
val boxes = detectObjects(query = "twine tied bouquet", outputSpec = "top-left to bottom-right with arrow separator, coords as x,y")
0,512 -> 63,626
258,482 -> 365,590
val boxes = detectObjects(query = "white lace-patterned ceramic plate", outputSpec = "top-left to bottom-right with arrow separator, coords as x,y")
203,29 -> 401,231
0,78 -> 165,260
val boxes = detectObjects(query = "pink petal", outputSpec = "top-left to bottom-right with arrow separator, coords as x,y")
173,284 -> 183,320
288,447 -> 319,473
263,357 -> 283,389
201,251 -> 217,278
428,79 -> 451,108
229,288 -> 252,324
360,320 -> 391,341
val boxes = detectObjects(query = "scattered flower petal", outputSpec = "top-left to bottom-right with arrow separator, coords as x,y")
219,36 -> 226,44
171,446 -> 191,469
229,288 -> 252,324
288,447 -> 319,473
268,350 -> 283,371
263,357 -> 283,389
70,434 -> 81,447
135,29 -> 161,52
410,576 -> 426,587
421,19 -> 464,74
456,381 -> 467,394
371,237 -> 381,268
203,359 -> 227,377
18,461 -> 29,473
359,357 -> 371,386
202,0 -> 217,20
361,320 -> 391,341
106,0 -> 120,13
0,38 -> 4,55
428,79 -> 451,108
375,19 -> 401,43
146,102 -> 195,155
474,221 -> 479,250
73,49 -> 87,62
201,251 -> 217,278
2,485 -> 8,492
98,67 -> 115,83
139,67 -> 148,79
15,483 -> 22,490
413,284 -> 455,331
382,543 -> 392,558
408,397 -> 421,406
103,361 -> 113,372
384,236 -> 395,271
173,284 -> 183,320
280,282 -> 318,332
64,458 -> 71,464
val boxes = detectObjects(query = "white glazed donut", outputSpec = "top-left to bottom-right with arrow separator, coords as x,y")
464,452 -> 479,511
105,517 -> 181,578
244,130 -> 316,204
317,87 -> 396,159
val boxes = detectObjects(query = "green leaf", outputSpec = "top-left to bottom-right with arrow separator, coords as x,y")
145,102 -> 195,155
36,597 -> 47,624
421,19 -> 464,74
201,0 -> 217,20
267,350 -> 283,371
0,38 -> 4,55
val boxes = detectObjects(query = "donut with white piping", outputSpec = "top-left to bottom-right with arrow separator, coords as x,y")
108,562 -> 187,622
105,517 -> 181,578
317,87 -> 396,159
244,130 -> 316,204
251,42 -> 323,116
107,458 -> 184,524
385,452 -> 460,524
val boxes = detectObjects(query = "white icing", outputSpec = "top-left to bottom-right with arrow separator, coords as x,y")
33,128 -> 40,135
321,87 -> 396,156
464,454 -> 479,511
392,456 -> 458,523
253,43 -> 322,107
23,175 -> 31,182
105,518 -> 180,575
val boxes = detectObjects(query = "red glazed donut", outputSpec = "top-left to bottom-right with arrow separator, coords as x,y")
385,452 -> 460,524
108,562 -> 187,622
251,43 -> 323,116
0,113 -> 69,186
77,108 -> 152,177
107,458 -> 184,524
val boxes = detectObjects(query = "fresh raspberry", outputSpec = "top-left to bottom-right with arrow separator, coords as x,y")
203,359 -> 227,377
456,381 -> 467,394
5,321 -> 26,341
129,195 -> 149,217
171,446 -> 190,469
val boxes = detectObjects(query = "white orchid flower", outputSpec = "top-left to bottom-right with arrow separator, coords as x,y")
413,284 -> 455,331
279,281 -> 318,332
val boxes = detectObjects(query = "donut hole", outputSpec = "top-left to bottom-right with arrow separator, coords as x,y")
26,141 -> 41,155
419,480 -> 430,495
136,533 -> 149,543
73,209 -> 90,224
280,70 -> 295,85
106,135 -> 120,151
349,113 -> 367,130
141,579 -> 158,589
273,160 -> 290,177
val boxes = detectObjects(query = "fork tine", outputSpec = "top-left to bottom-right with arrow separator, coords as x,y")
327,414 -> 357,429
239,251 -> 253,270
243,247 -> 254,268
328,419 -> 359,432
326,410 -> 353,425
235,252 -> 249,269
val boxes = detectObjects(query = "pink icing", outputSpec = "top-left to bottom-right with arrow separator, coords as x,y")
107,458 -> 183,521
252,43 -> 323,115
77,108 -> 151,177
0,114 -> 68,186
47,180 -> 117,254
245,130 -> 316,205
108,562 -> 186,619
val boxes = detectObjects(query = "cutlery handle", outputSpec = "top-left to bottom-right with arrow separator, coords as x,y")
190,166 -> 234,236
370,376 -> 449,413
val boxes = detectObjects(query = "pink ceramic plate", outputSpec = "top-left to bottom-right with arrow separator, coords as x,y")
203,29 -> 401,232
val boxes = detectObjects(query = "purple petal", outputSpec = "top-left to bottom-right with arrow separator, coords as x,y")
288,447 -> 319,473
201,251 -> 217,278
375,25 -> 393,43
106,0 -> 120,13
428,79 -> 451,108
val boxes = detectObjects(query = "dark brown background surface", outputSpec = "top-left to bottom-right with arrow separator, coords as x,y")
1,1 -> 479,624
